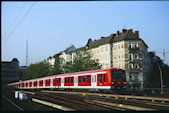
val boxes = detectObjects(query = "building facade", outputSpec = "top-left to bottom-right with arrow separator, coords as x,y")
1,58 -> 20,84
47,45 -> 76,66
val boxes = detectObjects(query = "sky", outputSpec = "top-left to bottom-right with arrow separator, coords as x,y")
2,1 -> 169,66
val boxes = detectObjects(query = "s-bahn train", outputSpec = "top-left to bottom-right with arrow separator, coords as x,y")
8,68 -> 127,92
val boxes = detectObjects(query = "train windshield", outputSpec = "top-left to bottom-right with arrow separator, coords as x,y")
111,71 -> 125,81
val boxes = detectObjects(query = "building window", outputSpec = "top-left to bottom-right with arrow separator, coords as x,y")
129,54 -> 132,61
106,46 -> 108,51
134,54 -> 138,59
129,75 -> 132,79
121,45 -> 123,49
135,64 -> 139,68
119,54 -> 120,59
134,43 -> 138,48
129,64 -> 133,68
118,45 -> 120,49
128,43 -> 132,48
114,46 -> 116,50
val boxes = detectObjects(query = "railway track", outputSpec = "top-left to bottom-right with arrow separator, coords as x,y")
33,91 -> 114,111
17,90 -> 169,111
40,90 -> 169,110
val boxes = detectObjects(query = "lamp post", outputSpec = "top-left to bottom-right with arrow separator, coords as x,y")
157,64 -> 163,94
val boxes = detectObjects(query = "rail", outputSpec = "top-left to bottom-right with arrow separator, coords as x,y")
41,90 -> 169,103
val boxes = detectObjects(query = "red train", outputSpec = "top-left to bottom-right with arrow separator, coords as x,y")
8,68 -> 127,92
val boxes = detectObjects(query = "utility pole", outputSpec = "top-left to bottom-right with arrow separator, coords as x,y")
26,40 -> 28,67
157,63 -> 163,94
163,49 -> 166,64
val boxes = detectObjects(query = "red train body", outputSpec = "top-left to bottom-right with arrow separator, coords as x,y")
8,68 -> 127,92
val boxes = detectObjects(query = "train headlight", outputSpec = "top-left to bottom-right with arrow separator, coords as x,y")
111,82 -> 114,84
124,82 -> 126,84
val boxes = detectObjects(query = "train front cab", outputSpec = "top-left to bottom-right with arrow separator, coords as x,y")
108,68 -> 127,93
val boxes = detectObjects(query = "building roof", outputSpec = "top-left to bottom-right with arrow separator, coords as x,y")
87,34 -> 115,49
2,58 -> 19,63
87,29 -> 148,48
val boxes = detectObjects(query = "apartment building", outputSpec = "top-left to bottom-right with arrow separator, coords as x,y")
87,29 -> 150,89
47,45 -> 76,66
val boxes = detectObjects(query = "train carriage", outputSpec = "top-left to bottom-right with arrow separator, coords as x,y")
8,68 -> 127,92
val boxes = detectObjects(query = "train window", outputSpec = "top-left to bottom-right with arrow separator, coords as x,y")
68,77 -> 70,83
26,83 -> 28,87
53,79 -> 56,84
56,79 -> 58,84
49,79 -> 51,85
29,82 -> 32,87
22,83 -> 24,87
87,76 -> 90,83
79,76 -> 82,83
98,75 -> 102,82
83,76 -> 86,83
59,78 -> 61,83
104,74 -> 106,82
71,77 -> 73,83
34,81 -> 37,87
40,80 -> 43,86
65,78 -> 67,83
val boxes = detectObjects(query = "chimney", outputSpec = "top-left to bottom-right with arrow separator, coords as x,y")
117,31 -> 119,35
129,29 -> 133,32
122,29 -> 127,34
135,31 -> 139,37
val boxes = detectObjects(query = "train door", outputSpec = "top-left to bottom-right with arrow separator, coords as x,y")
74,76 -> 78,88
92,74 -> 96,89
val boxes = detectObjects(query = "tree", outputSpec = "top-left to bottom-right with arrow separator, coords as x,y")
23,60 -> 52,80
148,55 -> 169,88
62,47 -> 101,73
50,55 -> 64,75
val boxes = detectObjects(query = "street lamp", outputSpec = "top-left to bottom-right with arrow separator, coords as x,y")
157,64 -> 163,94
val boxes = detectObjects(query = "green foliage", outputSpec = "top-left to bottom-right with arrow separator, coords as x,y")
23,60 -> 52,80
148,56 -> 169,88
62,47 -> 101,73
50,56 -> 64,75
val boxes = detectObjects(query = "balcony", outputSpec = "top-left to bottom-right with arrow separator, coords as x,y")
129,78 -> 141,84
129,47 -> 140,53
128,68 -> 141,72
129,59 -> 141,63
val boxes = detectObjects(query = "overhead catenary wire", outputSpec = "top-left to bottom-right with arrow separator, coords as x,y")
14,2 -> 27,22
2,2 -> 36,47
3,2 -> 27,39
